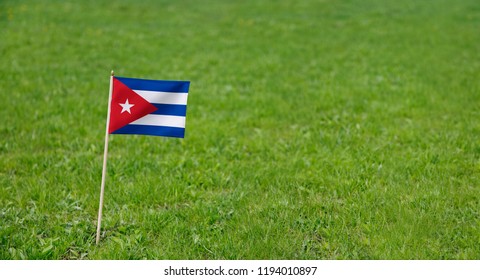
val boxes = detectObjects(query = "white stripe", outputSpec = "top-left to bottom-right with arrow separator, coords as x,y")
134,90 -> 188,105
130,114 -> 186,128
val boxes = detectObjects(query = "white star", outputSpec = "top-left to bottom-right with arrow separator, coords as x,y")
119,99 -> 135,114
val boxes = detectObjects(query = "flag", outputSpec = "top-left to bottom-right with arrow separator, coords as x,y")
108,76 -> 190,138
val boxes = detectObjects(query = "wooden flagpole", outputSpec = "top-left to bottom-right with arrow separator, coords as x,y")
96,70 -> 114,245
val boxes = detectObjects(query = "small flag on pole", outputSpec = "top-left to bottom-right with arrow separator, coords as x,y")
96,72 -> 190,245
109,76 -> 190,138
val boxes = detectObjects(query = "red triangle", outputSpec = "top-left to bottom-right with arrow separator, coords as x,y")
108,77 -> 157,133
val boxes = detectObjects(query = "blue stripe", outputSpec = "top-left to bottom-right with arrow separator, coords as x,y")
112,125 -> 185,138
151,103 -> 187,117
116,76 -> 190,93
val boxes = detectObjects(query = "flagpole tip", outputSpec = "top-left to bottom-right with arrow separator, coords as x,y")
111,70 -> 114,76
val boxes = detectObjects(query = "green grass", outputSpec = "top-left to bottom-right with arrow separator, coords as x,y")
1,0 -> 479,259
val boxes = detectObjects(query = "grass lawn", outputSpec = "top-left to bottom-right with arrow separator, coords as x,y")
0,0 -> 479,259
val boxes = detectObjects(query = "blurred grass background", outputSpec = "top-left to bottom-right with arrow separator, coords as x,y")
0,0 -> 479,259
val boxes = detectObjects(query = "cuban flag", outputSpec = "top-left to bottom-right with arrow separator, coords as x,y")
108,76 -> 190,138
